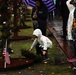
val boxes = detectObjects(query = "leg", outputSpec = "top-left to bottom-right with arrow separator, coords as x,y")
36,43 -> 42,56
45,50 -> 48,58
62,12 -> 69,39
50,11 -> 53,20
39,24 -> 47,36
42,50 -> 49,61
42,50 -> 46,60
73,44 -> 76,57
67,41 -> 76,62
62,19 -> 67,39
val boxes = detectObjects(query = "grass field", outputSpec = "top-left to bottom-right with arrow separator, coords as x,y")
0,19 -> 76,75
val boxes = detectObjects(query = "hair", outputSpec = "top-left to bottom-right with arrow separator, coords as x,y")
34,0 -> 46,7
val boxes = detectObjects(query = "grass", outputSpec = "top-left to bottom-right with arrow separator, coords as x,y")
5,35 -> 75,75
0,17 -> 75,75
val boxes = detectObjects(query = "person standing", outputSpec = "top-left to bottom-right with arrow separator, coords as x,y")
53,0 -> 57,18
31,0 -> 48,36
31,0 -> 48,56
60,0 -> 69,40
66,0 -> 76,69
55,0 -> 62,18
66,0 -> 76,62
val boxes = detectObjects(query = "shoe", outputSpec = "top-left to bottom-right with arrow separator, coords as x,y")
45,58 -> 50,61
8,47 -> 14,54
42,58 -> 50,62
67,58 -> 76,62
72,67 -> 76,70
11,50 -> 14,53
42,59 -> 48,64
60,35 -> 66,40
43,61 -> 48,64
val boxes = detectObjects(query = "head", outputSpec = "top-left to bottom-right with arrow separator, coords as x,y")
34,0 -> 45,7
33,29 -> 42,38
70,0 -> 76,6
35,0 -> 40,7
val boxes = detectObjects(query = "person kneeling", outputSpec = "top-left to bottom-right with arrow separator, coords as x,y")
29,29 -> 52,62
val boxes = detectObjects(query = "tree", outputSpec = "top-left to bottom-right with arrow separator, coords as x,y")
0,0 -> 12,56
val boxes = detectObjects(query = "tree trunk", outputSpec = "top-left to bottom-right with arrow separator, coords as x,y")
13,0 -> 19,37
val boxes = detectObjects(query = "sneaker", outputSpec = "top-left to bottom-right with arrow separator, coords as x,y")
42,58 -> 50,62
67,58 -> 76,62
11,50 -> 14,53
45,58 -> 50,61
72,67 -> 76,70
42,59 -> 48,64
43,61 -> 48,64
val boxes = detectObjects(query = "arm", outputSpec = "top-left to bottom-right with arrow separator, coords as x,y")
66,0 -> 74,11
31,7 -> 37,20
29,38 -> 38,51
41,38 -> 48,50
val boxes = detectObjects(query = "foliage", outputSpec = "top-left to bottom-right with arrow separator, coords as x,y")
0,3 -> 75,75
21,49 -> 42,63
5,35 -> 74,75
0,0 -> 13,55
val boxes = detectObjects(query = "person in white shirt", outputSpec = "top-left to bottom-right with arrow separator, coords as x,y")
66,0 -> 76,40
66,0 -> 76,63
29,29 -> 52,61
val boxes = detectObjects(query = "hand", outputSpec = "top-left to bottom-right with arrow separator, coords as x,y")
33,15 -> 37,19
43,51 -> 46,55
29,49 -> 32,52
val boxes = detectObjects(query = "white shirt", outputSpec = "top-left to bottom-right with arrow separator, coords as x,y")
66,0 -> 75,40
30,35 -> 52,50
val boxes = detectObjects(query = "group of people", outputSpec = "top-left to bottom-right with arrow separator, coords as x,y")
28,0 -> 76,69
29,0 -> 52,62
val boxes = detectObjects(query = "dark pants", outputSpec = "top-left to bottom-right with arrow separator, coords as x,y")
63,19 -> 67,38
36,43 -> 48,59
61,8 -> 69,39
62,15 -> 69,39
48,12 -> 53,21
36,43 -> 43,56
39,26 -> 46,36
38,21 -> 47,36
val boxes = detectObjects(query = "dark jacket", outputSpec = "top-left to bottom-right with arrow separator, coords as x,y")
31,6 -> 48,21
60,0 -> 69,19
31,5 -> 48,35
